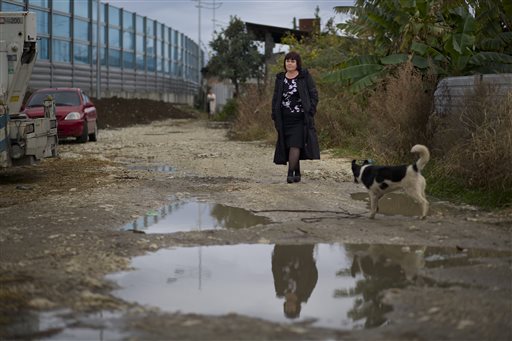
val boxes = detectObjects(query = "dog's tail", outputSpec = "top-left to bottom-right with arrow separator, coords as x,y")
411,144 -> 430,171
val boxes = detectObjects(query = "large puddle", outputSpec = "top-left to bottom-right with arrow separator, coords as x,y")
106,243 -> 509,330
121,200 -> 271,233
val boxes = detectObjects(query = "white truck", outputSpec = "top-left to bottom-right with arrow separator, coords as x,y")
0,11 -> 57,168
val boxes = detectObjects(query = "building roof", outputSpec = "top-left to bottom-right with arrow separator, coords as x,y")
245,22 -> 310,43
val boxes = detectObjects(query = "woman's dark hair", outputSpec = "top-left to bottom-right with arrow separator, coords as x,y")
283,51 -> 302,71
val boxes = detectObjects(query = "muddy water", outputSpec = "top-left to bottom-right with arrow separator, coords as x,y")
121,200 -> 271,233
4,310 -> 124,340
105,243 -> 509,330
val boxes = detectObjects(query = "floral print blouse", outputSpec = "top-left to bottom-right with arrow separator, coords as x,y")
281,77 -> 303,114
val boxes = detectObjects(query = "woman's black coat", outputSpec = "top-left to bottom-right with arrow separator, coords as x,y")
271,69 -> 320,165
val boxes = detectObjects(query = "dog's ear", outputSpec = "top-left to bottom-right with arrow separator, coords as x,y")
351,160 -> 357,165
363,160 -> 370,165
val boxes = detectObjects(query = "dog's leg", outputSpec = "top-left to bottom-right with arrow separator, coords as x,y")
418,177 -> 429,219
406,179 -> 429,219
369,192 -> 380,219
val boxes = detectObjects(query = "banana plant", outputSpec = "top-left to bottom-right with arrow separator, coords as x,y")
325,53 -> 429,92
330,0 -> 512,92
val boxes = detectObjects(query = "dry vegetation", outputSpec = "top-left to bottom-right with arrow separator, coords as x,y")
365,63 -> 437,163
430,83 -> 512,191
231,85 -> 274,143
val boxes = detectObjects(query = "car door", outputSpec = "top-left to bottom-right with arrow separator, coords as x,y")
81,91 -> 97,131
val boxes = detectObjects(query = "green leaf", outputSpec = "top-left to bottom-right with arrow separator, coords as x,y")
453,14 -> 476,50
323,70 -> 344,83
479,32 -> 512,51
411,41 -> 428,55
380,54 -> 408,65
451,35 -> 462,53
343,55 -> 381,67
367,13 -> 395,31
411,55 -> 429,68
334,6 -> 355,14
349,68 -> 388,92
469,52 -> 512,66
341,64 -> 384,80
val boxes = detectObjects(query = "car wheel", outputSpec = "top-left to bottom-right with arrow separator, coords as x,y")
77,120 -> 88,143
89,122 -> 98,142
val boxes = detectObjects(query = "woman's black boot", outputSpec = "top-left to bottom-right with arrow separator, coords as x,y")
287,170 -> 294,183
293,170 -> 301,183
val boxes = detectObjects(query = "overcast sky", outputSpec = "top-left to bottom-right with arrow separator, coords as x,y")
107,0 -> 353,54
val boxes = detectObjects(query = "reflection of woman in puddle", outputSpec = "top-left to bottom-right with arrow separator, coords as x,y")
272,244 -> 318,319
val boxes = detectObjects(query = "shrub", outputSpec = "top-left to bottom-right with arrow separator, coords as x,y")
432,83 -> 512,193
364,63 -> 437,164
314,78 -> 368,151
230,84 -> 275,142
214,98 -> 238,122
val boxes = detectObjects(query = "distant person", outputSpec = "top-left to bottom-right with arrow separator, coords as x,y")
271,51 -> 320,183
272,244 -> 318,319
207,89 -> 216,119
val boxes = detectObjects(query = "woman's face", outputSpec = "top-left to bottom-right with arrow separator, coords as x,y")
285,59 -> 298,72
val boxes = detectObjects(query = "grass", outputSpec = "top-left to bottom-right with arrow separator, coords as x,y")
426,174 -> 512,209
328,146 -> 366,160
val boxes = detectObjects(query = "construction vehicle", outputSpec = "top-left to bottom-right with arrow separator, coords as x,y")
0,11 -> 57,168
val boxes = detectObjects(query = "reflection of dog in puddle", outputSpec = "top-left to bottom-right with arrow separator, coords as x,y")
350,245 -> 427,281
351,145 -> 430,219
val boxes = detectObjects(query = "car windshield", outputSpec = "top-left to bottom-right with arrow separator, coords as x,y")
27,91 -> 81,107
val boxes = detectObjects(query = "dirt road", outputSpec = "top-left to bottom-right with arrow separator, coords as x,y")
1,118 -> 511,340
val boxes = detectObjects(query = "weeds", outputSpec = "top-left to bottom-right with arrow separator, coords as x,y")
230,85 -> 275,142
365,63 -> 437,163
428,82 -> 512,206
314,73 -> 369,150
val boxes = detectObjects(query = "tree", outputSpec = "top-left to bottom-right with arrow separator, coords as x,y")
331,0 -> 512,92
206,16 -> 264,97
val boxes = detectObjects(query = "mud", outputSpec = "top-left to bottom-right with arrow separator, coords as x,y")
0,117 -> 511,340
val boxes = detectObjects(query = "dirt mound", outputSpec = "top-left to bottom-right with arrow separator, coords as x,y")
91,97 -> 197,129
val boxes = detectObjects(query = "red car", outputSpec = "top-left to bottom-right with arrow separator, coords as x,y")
24,88 -> 98,143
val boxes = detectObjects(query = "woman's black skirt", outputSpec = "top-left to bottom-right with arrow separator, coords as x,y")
282,108 -> 305,148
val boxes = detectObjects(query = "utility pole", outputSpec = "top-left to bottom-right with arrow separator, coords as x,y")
210,0 -> 223,38
192,0 -> 222,80
198,0 -> 201,83
212,0 -> 219,36
96,0 -> 101,99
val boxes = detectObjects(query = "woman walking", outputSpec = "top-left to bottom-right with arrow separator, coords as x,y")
271,51 -> 320,183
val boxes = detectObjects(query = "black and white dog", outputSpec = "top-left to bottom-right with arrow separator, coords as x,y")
351,145 -> 430,219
